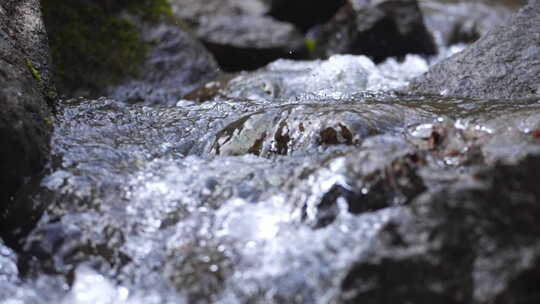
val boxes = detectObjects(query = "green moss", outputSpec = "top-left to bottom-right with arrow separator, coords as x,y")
305,39 -> 317,54
25,59 -> 44,86
26,58 -> 56,107
42,0 -> 173,96
43,115 -> 54,127
126,0 -> 174,22
93,0 -> 173,22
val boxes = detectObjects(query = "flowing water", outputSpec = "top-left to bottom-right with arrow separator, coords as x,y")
2,48 -> 540,303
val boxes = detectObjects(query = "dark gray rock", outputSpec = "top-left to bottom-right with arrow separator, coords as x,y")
170,0 -> 307,71
267,0 -> 346,32
109,21 -> 220,106
0,1 -> 54,219
409,0 -> 540,99
340,153 -> 540,304
304,141 -> 426,229
310,0 -> 437,63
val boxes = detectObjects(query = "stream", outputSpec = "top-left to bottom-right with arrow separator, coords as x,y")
2,46 -> 540,303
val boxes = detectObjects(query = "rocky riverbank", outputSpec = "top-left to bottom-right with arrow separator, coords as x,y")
1,0 -> 539,303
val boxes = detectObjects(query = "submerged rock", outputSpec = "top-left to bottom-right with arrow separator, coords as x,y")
210,101 -> 431,157
170,0 -> 307,71
213,55 -> 376,102
0,0 -> 54,230
409,0 -> 540,99
309,0 -> 437,62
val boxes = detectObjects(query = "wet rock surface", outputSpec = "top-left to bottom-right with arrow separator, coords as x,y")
3,1 -> 540,303
210,100 -> 430,157
170,0 -> 307,71
410,0 -> 540,99
0,0 -> 54,223
310,0 -> 437,62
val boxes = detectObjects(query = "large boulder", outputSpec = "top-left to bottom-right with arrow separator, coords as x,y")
0,1 -> 54,215
170,0 -> 307,71
409,0 -> 540,99
309,0 -> 437,62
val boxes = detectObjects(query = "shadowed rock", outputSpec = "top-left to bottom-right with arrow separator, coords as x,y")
341,154 -> 540,304
267,0 -> 346,32
310,0 -> 437,62
0,0 -> 54,238
305,145 -> 426,229
170,0 -> 307,71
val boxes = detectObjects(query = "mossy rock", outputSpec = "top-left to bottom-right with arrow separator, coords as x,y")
124,0 -> 174,21
42,0 -> 172,96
